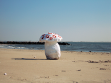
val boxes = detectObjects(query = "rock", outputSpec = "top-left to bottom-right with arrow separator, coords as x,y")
77,69 -> 81,71
4,73 -> 7,75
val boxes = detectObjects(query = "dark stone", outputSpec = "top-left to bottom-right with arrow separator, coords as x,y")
77,69 -> 81,71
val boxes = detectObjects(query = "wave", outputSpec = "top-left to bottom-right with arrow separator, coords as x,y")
0,42 -> 111,52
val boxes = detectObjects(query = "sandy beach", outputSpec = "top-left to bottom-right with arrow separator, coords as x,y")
0,48 -> 111,83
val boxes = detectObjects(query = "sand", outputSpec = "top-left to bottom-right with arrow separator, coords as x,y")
0,48 -> 111,83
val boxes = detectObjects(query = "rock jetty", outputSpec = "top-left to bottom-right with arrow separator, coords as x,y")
0,41 -> 70,45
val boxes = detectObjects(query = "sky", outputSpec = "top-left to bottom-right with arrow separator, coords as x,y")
0,0 -> 111,42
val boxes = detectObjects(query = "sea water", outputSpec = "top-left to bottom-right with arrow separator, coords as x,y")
0,42 -> 111,52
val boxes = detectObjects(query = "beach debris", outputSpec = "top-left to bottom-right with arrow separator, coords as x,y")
104,65 -> 109,66
100,68 -> 106,70
40,76 -> 49,78
87,60 -> 98,63
103,60 -> 111,63
4,73 -> 7,75
106,52 -> 110,54
62,70 -> 66,72
86,60 -> 111,63
39,32 -> 62,60
77,69 -> 81,71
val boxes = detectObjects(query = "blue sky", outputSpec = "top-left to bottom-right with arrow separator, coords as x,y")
0,0 -> 111,42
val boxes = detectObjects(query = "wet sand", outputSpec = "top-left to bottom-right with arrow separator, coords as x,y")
0,48 -> 111,83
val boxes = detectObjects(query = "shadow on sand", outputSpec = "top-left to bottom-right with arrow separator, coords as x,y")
12,58 -> 47,60
11,58 -> 58,60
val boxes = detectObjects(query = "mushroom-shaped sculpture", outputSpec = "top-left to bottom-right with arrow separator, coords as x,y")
39,32 -> 62,60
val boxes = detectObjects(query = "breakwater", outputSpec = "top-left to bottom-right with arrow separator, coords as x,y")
0,41 -> 70,45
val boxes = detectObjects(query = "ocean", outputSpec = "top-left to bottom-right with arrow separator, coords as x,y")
0,42 -> 111,53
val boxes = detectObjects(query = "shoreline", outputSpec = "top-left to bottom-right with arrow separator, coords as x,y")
0,47 -> 111,53
0,43 -> 111,53
0,48 -> 111,83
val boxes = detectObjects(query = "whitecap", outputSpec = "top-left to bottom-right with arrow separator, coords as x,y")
17,47 -> 25,49
8,46 -> 15,49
